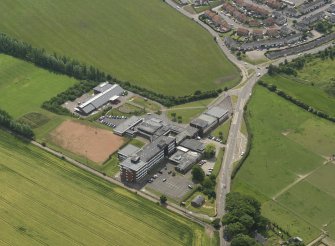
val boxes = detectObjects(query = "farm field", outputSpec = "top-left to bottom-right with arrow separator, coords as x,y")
262,75 -> 335,117
0,54 -> 77,118
0,0 -> 240,96
0,130 -> 215,246
232,86 -> 335,243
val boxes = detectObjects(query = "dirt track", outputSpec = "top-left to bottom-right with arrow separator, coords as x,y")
50,120 -> 124,164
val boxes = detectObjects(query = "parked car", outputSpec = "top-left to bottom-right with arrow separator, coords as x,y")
188,185 -> 193,189
163,179 -> 167,182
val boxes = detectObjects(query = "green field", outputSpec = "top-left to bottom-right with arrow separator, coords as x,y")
233,86 -> 335,243
211,118 -> 231,144
0,0 -> 240,96
262,75 -> 335,117
0,130 -> 216,245
167,98 -> 213,123
0,54 -> 77,118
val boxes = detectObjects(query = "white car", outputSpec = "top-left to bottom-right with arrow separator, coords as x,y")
257,73 -> 261,77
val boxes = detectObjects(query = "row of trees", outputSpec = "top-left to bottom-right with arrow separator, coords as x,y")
259,81 -> 335,122
222,192 -> 269,245
268,46 -> 335,77
0,109 -> 35,139
0,32 -> 222,110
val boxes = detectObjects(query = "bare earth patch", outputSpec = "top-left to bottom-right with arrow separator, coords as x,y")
50,120 -> 124,164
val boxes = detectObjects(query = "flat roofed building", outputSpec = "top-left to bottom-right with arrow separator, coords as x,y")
120,135 -> 176,183
114,116 -> 143,136
170,150 -> 201,174
76,83 -> 124,115
190,113 -> 218,136
180,139 -> 205,153
118,144 -> 140,161
205,106 -> 229,123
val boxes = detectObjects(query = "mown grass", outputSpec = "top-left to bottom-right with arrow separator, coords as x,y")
0,130 -> 216,246
185,192 -> 216,217
212,148 -> 225,177
0,0 -> 240,96
232,85 -> 335,242
211,118 -> 231,144
167,98 -> 213,123
262,75 -> 335,117
0,54 -> 77,118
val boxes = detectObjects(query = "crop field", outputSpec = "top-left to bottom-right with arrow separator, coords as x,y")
0,130 -> 215,246
0,54 -> 77,118
233,86 -> 335,243
0,0 -> 240,96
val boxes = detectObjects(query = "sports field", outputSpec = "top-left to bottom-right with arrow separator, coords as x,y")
0,54 -> 77,118
49,120 -> 125,164
0,130 -> 216,245
0,0 -> 240,96
233,86 -> 335,243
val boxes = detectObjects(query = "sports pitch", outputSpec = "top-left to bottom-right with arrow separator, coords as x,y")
49,120 -> 125,164
233,86 -> 335,243
0,0 -> 240,96
0,130 -> 216,245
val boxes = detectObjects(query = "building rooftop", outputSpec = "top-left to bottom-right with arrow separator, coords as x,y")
180,139 -> 205,153
139,135 -> 175,162
93,82 -> 114,93
114,116 -> 143,135
118,144 -> 140,158
205,106 -> 229,119
78,84 -> 123,114
192,195 -> 205,206
198,114 -> 217,126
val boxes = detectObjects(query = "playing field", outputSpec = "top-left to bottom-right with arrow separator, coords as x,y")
0,130 -> 216,245
233,86 -> 335,243
49,120 -> 125,164
0,54 -> 77,118
0,0 -> 240,96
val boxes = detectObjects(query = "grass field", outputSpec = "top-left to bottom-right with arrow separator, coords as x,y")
185,192 -> 216,217
232,86 -> 335,243
0,54 -> 77,118
0,130 -> 216,245
0,0 -> 240,96
211,118 -> 232,144
262,75 -> 335,117
167,98 -> 213,123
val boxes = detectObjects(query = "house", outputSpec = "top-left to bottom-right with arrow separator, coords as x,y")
75,83 -> 124,115
236,27 -> 250,36
204,10 -> 217,19
284,8 -> 300,18
248,19 -> 262,27
299,0 -> 327,15
191,195 -> 205,207
266,28 -> 280,38
280,26 -> 293,36
264,17 -> 275,26
266,0 -> 283,9
252,29 -> 264,38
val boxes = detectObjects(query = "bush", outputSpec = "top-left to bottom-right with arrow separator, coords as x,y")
191,165 -> 205,183
212,218 -> 221,229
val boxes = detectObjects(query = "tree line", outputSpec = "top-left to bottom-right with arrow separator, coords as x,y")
0,109 -> 35,139
258,81 -> 335,122
0,32 -> 222,111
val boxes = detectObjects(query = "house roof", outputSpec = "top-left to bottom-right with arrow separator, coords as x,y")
192,195 -> 205,205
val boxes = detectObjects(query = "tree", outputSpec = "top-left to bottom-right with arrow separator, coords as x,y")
212,218 -> 221,229
191,165 -> 205,183
204,143 -> 216,159
160,195 -> 167,204
224,222 -> 247,240
231,234 -> 259,246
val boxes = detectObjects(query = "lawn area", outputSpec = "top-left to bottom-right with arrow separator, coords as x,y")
0,54 -> 77,118
129,96 -> 161,112
211,118 -> 232,144
167,98 -> 213,123
0,130 -> 216,245
212,148 -> 225,177
262,75 -> 335,117
0,0 -> 240,96
185,192 -> 216,217
232,85 -> 335,243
